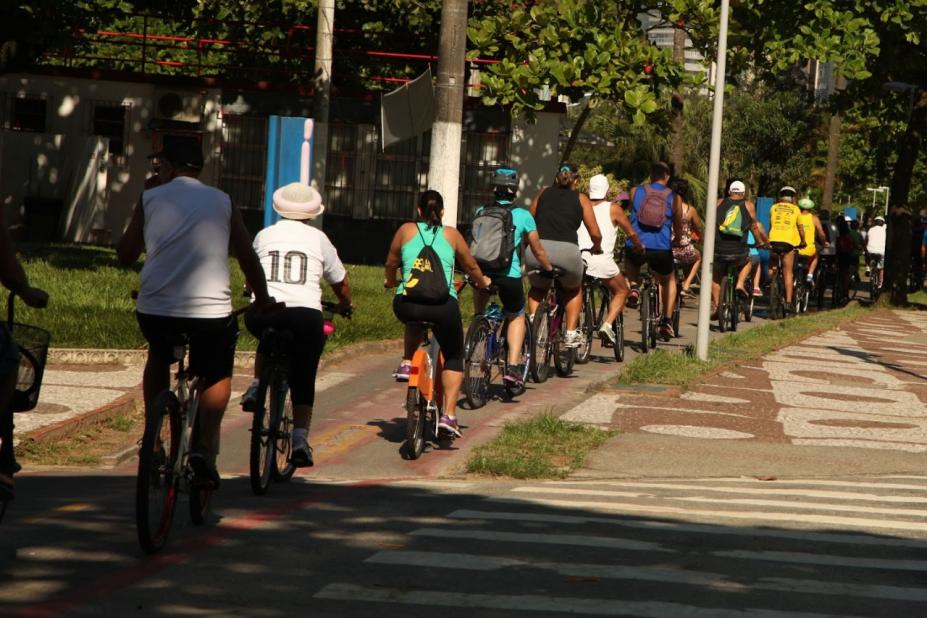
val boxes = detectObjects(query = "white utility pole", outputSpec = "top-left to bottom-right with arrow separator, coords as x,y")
312,0 -> 335,226
428,0 -> 468,227
695,0 -> 731,361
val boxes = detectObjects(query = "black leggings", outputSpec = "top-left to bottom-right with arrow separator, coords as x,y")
393,295 -> 464,372
0,369 -> 17,475
245,307 -> 325,407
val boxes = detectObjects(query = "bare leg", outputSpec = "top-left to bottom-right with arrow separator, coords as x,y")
683,255 -> 701,290
527,286 -> 545,317
752,261 -> 762,291
782,252 -> 795,304
809,253 -> 819,278
563,286 -> 581,331
197,377 -> 232,459
736,259 -> 752,290
506,315 -> 526,365
442,369 -> 463,417
658,273 -> 675,321
604,275 -> 629,324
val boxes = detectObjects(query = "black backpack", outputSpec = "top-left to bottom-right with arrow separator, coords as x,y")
469,203 -> 515,273
403,226 -> 450,304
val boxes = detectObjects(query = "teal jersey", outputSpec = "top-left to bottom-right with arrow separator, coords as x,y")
476,205 -> 537,278
397,222 -> 457,299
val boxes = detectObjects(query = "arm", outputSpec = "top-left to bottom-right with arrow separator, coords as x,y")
330,274 -> 352,313
813,216 -> 829,245
448,228 -> 491,288
671,194 -> 684,242
384,225 -> 408,288
689,207 -> 703,236
529,188 -> 545,218
229,203 -> 272,305
116,196 -> 145,266
525,230 -> 553,271
796,216 -> 807,247
612,202 -> 644,252
744,202 -> 769,246
578,193 -> 602,253
0,208 -> 47,308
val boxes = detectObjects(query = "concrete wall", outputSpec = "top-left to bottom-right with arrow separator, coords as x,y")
508,111 -> 562,209
0,74 -> 222,243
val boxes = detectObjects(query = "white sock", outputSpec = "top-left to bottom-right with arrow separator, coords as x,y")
293,428 -> 308,444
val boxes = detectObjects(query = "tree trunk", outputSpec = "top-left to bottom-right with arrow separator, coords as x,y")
821,70 -> 845,212
668,25 -> 687,176
884,90 -> 927,306
560,100 -> 592,164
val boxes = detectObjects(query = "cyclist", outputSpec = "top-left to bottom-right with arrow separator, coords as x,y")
0,207 -> 48,501
578,174 -> 644,344
866,215 -> 886,289
836,215 -> 863,300
797,197 -> 829,286
117,139 -> 276,489
624,162 -> 683,340
526,163 -> 603,348
767,186 -> 806,313
385,190 -> 491,436
711,180 -> 768,313
669,178 -> 703,298
240,183 -> 352,467
471,167 -> 553,388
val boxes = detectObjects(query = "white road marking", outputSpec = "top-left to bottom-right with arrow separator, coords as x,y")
714,549 -> 927,572
790,438 -> 927,453
560,394 -> 619,424
409,528 -> 669,552
640,425 -> 754,439
680,392 -> 750,404
611,402 -> 750,418
704,478 -> 927,491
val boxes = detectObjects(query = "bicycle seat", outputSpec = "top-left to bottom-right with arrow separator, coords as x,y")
533,267 -> 563,279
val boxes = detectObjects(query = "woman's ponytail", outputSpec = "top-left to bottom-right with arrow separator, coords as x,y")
418,190 -> 444,230
555,163 -> 578,189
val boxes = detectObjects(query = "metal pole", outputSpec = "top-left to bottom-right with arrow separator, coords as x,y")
695,0 -> 731,361
312,0 -> 335,228
884,187 -> 891,217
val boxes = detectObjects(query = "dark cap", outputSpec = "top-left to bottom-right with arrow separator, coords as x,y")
493,166 -> 518,188
155,138 -> 203,170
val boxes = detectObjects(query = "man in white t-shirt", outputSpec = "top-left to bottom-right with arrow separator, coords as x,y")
117,139 -> 275,489
578,174 -> 643,344
241,183 -> 352,467
866,216 -> 886,266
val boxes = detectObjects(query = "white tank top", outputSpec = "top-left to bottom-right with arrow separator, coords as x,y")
577,200 -> 617,256
137,177 -> 233,318
252,220 -> 347,310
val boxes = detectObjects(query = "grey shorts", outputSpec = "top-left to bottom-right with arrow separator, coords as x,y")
526,239 -> 583,289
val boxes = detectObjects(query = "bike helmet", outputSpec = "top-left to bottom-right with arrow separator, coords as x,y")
874,215 -> 885,224
493,166 -> 518,204
779,185 -> 797,198
798,197 -> 815,210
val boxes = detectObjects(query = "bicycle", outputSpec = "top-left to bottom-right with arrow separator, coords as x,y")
637,267 -> 660,352
793,256 -> 811,314
403,321 -> 458,460
816,254 -> 838,309
767,244 -> 797,320
463,282 -> 533,408
716,257 -> 742,333
0,293 -> 50,524
670,260 -> 684,338
247,301 -> 351,495
868,254 -> 883,301
528,268 -> 574,381
135,299 -> 249,554
579,274 -> 624,363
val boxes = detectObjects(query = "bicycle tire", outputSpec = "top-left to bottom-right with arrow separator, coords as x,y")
640,287 -> 651,352
718,277 -> 729,333
463,318 -> 492,409
249,384 -> 275,496
504,316 -> 532,398
648,288 -> 659,349
553,302 -> 575,377
849,272 -> 860,300
614,313 -> 624,362
404,387 -> 425,459
575,287 -> 594,364
743,294 -> 754,322
770,274 -> 783,319
730,286 -> 739,332
530,302 -> 552,383
271,374 -> 295,483
136,391 -> 180,554
671,282 -> 682,338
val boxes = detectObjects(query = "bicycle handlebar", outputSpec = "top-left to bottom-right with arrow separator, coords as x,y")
322,300 -> 353,319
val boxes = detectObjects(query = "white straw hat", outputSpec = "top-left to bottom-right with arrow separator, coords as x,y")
272,182 -> 325,220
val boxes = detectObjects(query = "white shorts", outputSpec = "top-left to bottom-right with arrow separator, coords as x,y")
582,254 -> 621,279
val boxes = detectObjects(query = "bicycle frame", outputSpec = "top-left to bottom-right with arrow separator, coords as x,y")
409,331 -> 443,412
170,347 -> 200,491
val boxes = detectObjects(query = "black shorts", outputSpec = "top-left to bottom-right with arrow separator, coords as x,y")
838,254 -> 860,270
770,241 -> 797,256
245,307 -> 325,407
626,249 -> 674,276
393,295 -> 464,372
137,312 -> 239,386
489,276 -> 526,316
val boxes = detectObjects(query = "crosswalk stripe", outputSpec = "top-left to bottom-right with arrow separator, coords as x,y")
409,528 -> 670,552
367,550 -> 927,602
314,583 -> 857,617
714,549 -> 927,573
539,481 -> 927,504
511,487 -> 927,517
486,497 -> 927,533
447,510 -> 927,549
687,478 -> 927,492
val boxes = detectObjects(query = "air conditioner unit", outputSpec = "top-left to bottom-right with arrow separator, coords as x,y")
153,89 -> 205,124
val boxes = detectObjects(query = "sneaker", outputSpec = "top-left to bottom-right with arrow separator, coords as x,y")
437,415 -> 461,437
598,322 -> 616,344
806,273 -> 814,283
784,301 -> 796,314
503,365 -> 525,388
290,436 -> 314,468
240,380 -> 260,412
659,320 -> 675,341
562,330 -> 583,348
681,287 -> 695,298
752,286 -> 762,297
627,288 -> 640,309
188,450 -> 220,490
736,287 -> 750,301
393,362 -> 412,382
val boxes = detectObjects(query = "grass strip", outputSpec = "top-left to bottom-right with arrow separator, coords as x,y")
467,413 -> 615,479
617,302 -> 877,387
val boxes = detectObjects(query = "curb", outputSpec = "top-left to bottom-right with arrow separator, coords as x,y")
48,348 -> 257,368
23,394 -> 140,443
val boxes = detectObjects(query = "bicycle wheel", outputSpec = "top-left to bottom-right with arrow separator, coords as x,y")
249,381 -> 274,496
769,274 -> 783,319
463,318 -> 492,409
743,294 -> 754,322
613,313 -> 625,362
648,288 -> 659,349
504,316 -> 532,398
718,277 -> 729,333
136,391 -> 180,554
640,287 -> 652,352
575,288 -> 594,364
798,282 -> 810,314
671,281 -> 682,338
817,270 -> 828,309
404,387 -> 425,459
849,272 -> 860,300
530,302 -> 552,383
730,288 -> 739,332
553,303 -> 575,377
271,375 -> 295,483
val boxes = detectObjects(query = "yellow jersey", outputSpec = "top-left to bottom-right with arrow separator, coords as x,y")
797,211 -> 816,256
769,201 -> 801,246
